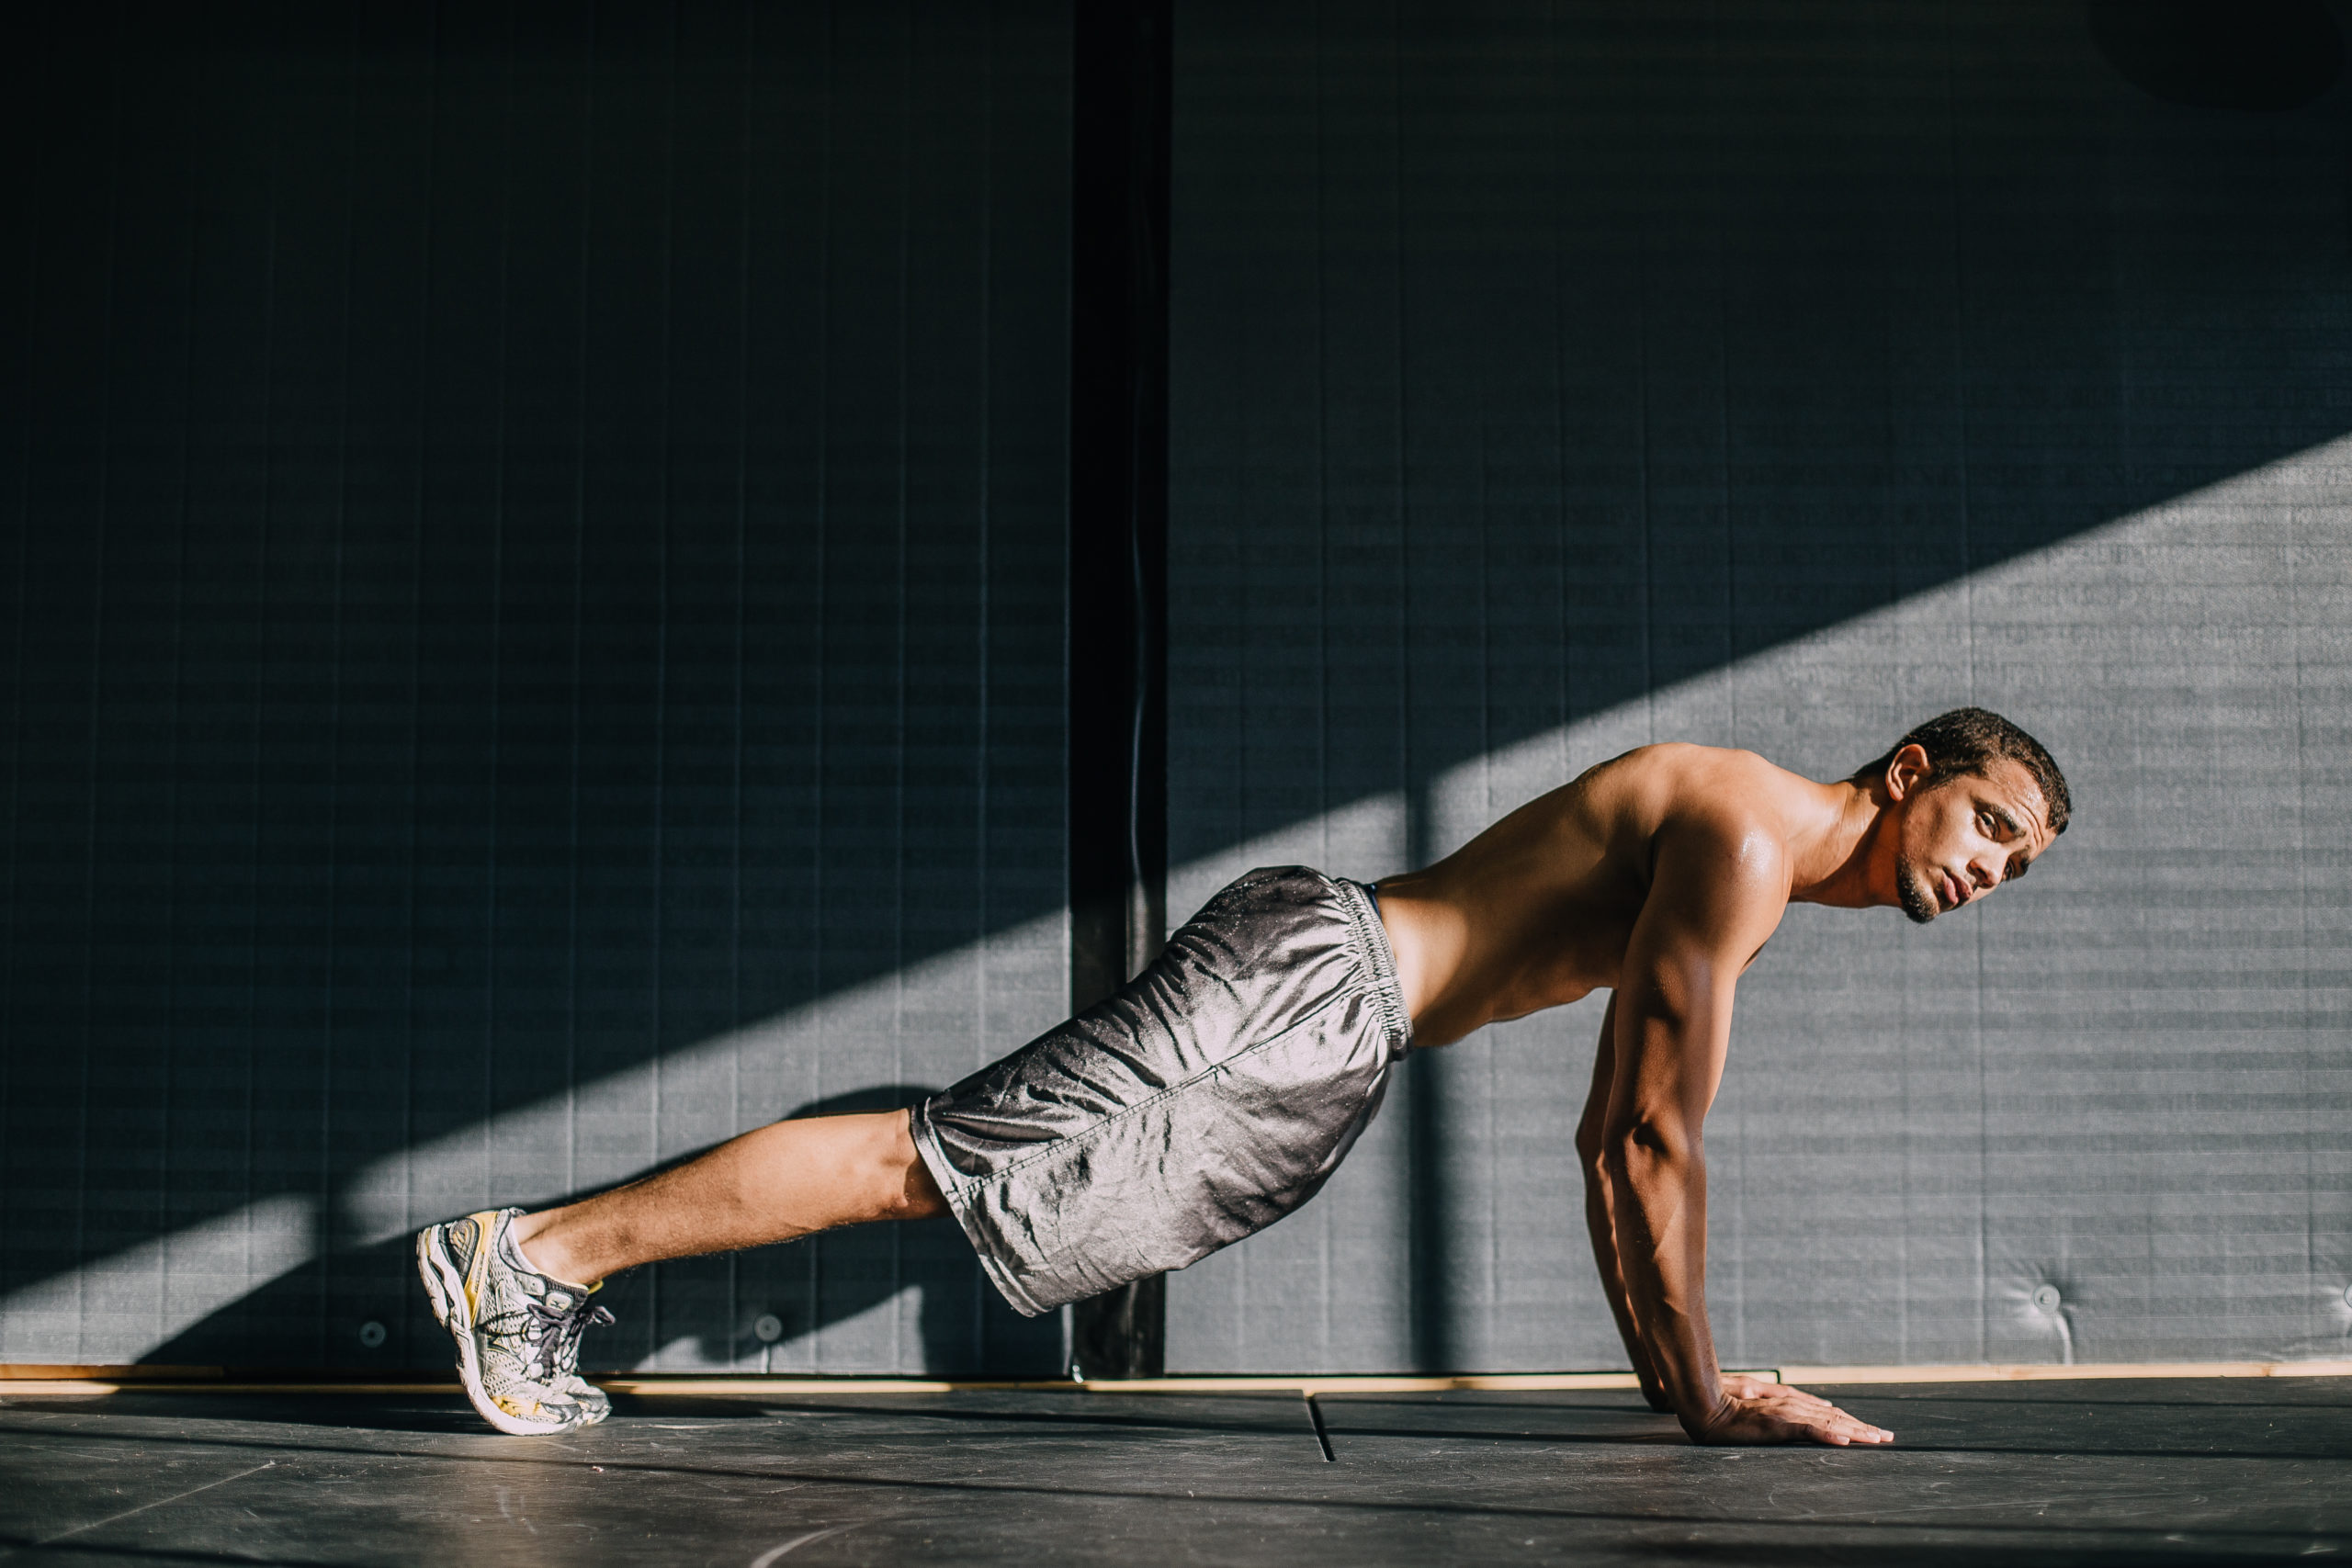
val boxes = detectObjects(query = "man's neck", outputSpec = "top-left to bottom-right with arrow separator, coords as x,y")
1786,779 -> 1888,908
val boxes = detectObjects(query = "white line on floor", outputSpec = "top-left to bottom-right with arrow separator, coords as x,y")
749,1524 -> 859,1567
10,1460 -> 277,1555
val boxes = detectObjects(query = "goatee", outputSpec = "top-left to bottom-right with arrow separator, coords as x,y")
1895,857 -> 1939,925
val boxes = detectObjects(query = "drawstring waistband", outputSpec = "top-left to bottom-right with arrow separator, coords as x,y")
1334,876 -> 1412,1055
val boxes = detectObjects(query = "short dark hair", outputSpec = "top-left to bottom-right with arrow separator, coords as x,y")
1851,707 -> 2072,835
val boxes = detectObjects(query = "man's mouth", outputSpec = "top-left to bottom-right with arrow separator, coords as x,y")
1941,873 -> 1963,910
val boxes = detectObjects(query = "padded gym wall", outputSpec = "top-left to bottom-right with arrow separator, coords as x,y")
0,1 -> 1071,1374
1164,2 -> 2352,1371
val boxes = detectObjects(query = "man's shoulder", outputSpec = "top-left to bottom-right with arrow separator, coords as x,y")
1623,746 -> 1804,892
1615,744 -> 1804,828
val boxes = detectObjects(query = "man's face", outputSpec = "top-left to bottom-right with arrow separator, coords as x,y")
1890,754 -> 2054,925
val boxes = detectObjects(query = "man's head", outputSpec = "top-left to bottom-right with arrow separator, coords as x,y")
1851,707 -> 2070,924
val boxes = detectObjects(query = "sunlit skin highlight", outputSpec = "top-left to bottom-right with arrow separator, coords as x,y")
511,739 -> 2057,1450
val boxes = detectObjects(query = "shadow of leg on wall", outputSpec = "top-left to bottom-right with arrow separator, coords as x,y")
142,1085 -> 1065,1384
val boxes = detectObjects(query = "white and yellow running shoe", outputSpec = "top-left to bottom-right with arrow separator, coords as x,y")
415,1207 -> 614,1436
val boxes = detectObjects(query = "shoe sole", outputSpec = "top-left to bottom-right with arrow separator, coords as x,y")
414,1224 -> 579,1438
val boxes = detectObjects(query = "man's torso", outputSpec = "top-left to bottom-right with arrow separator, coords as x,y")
1375,744 -> 1822,1046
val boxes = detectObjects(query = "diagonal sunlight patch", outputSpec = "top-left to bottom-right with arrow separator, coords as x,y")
0,1195 -> 316,1365
338,909 -> 1073,1249
1184,428 -> 2352,913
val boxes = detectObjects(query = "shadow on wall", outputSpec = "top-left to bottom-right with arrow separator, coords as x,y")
144,1087 -> 1066,1379
1,0 -> 1073,1373
2086,0 -> 2343,111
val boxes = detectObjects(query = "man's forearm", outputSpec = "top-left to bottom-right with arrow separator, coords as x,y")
1602,1135 -> 1724,1437
1580,1157 -> 1671,1409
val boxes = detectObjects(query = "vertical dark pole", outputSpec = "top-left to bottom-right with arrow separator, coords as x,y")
1066,0 -> 1171,1380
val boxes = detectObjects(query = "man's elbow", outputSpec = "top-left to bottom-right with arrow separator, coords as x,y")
1572,1112 -> 1609,1173
1601,1116 -> 1701,1181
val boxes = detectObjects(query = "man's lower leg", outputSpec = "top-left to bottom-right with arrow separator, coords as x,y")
509,1109 -> 948,1285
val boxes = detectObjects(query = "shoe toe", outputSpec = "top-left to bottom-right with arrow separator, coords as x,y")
489,1390 -> 589,1433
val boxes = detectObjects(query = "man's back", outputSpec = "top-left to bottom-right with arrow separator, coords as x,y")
1379,743 -> 1833,1045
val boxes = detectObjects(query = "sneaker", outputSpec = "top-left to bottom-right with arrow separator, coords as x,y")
415,1207 -> 615,1435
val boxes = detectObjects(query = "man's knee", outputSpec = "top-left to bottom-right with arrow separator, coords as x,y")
868,1110 -> 947,1222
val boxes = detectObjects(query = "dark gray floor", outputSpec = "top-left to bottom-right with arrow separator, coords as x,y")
4,1379 -> 2347,1565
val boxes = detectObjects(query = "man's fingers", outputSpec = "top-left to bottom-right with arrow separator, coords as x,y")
1808,1412 -> 1894,1446
1756,1384 -> 1887,1441
1701,1387 -> 1894,1447
1821,1398 -> 1892,1443
1769,1394 -> 1894,1446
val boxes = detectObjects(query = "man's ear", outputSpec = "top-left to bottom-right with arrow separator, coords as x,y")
1884,742 -> 1932,802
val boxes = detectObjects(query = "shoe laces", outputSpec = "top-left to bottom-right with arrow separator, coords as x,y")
522,1292 -> 615,1385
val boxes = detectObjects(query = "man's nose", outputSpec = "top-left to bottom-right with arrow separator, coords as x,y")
1972,853 -> 2002,891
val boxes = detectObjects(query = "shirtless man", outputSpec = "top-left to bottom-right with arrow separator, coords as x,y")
417,706 -> 2068,1446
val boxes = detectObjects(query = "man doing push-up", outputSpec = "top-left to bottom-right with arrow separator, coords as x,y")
417,706 -> 2068,1446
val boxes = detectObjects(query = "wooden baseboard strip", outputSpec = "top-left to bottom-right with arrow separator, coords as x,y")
0,1382 -> 463,1396
5,1361 -> 2348,1399
0,1366 -> 224,1382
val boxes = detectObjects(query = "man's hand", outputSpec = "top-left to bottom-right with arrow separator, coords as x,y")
1717,1372 -> 1786,1401
1690,1376 -> 1893,1446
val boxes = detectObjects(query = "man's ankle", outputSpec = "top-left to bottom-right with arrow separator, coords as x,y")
506,1215 -> 596,1290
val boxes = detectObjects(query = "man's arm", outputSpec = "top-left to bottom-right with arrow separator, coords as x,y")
1581,991 -> 1853,1421
1603,816 -> 1891,1446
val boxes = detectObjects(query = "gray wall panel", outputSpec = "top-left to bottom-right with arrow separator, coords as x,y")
1166,1 -> 2352,1371
0,0 -> 1071,1375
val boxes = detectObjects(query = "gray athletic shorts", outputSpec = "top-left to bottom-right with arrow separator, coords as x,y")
910,866 -> 1414,1316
